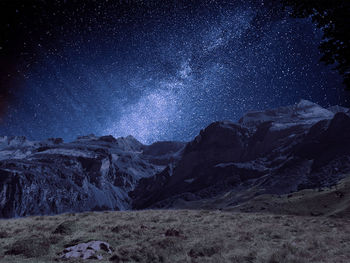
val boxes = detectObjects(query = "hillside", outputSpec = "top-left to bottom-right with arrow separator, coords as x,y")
225,174 -> 350,217
170,174 -> 350,218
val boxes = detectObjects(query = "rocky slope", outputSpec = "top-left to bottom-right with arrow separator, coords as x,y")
1,99 -> 349,217
0,134 -> 184,217
131,100 -> 350,209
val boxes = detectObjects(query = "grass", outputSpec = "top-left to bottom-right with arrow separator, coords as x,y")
0,209 -> 349,262
169,175 -> 350,218
225,175 -> 350,217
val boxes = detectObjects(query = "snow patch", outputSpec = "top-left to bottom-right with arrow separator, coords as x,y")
184,178 -> 195,183
100,158 -> 110,175
215,162 -> 234,168
35,148 -> 95,158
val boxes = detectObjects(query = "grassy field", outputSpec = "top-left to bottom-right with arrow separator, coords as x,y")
0,208 -> 349,262
225,175 -> 350,217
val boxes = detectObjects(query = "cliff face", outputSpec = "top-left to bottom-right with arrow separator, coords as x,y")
0,134 -> 184,217
1,100 -> 350,217
131,100 -> 350,209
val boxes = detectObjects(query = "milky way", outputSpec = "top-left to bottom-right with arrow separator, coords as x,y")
0,0 -> 347,144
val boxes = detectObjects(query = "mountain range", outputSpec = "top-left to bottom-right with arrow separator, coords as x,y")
1,100 -> 350,218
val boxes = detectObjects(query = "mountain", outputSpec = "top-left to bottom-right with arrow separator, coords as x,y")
0,100 -> 349,218
0,134 -> 184,217
131,100 -> 350,210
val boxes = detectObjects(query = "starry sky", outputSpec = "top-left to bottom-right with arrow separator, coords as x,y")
0,0 -> 348,144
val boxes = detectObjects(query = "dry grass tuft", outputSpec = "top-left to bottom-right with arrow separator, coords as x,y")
4,235 -> 50,258
52,220 -> 77,235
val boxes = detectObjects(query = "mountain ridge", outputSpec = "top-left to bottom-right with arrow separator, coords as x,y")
131,100 -> 350,210
0,100 -> 349,218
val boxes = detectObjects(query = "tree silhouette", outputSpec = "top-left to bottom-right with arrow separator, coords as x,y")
281,0 -> 350,90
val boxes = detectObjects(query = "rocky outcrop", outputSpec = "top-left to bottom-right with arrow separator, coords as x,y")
60,241 -> 113,260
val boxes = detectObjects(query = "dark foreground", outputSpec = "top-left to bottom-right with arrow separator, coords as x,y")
0,208 -> 349,263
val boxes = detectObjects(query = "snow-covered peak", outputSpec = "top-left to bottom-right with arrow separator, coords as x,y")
239,100 -> 334,129
294,100 -> 334,120
115,135 -> 144,152
0,136 -> 37,149
296,99 -> 315,107
327,105 -> 349,114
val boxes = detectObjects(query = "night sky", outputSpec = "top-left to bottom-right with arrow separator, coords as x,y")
0,0 -> 348,144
